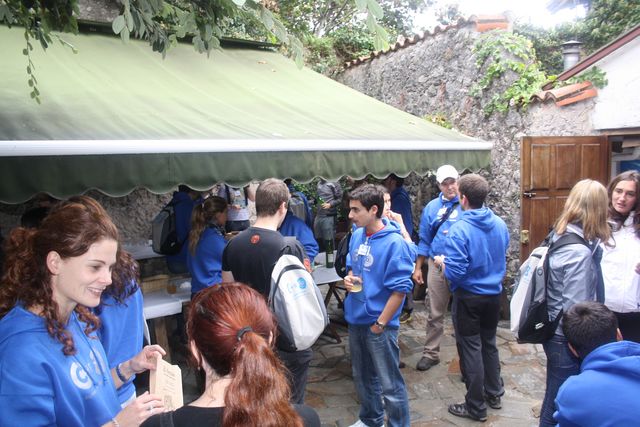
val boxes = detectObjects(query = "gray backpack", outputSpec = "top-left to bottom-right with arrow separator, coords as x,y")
269,241 -> 329,352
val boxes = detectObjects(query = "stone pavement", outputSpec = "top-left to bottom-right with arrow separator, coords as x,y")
305,290 -> 547,427
173,289 -> 547,427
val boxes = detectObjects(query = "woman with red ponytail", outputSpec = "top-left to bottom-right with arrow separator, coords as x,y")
142,282 -> 320,427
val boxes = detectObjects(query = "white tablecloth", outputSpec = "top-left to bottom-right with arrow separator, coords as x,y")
122,242 -> 164,260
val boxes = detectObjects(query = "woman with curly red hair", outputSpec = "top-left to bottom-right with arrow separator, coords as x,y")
142,282 -> 320,427
0,196 -> 165,427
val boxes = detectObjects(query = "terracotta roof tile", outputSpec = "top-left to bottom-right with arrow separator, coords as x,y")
344,15 -> 509,69
531,81 -> 598,106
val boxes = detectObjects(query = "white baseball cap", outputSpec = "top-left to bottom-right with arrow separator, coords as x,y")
436,165 -> 459,184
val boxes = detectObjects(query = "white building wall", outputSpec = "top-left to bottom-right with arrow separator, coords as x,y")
592,37 -> 640,130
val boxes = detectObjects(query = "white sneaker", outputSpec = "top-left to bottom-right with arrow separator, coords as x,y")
348,420 -> 383,427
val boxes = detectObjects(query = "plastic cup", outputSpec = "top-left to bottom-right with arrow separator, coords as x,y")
350,276 -> 363,293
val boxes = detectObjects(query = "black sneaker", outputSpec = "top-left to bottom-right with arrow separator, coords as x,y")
448,403 -> 487,422
416,356 -> 439,371
399,360 -> 406,369
485,394 -> 502,409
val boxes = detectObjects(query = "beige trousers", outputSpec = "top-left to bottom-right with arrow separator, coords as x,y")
422,257 -> 451,361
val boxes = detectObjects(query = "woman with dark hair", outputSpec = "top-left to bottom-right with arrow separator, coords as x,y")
0,196 -> 165,427
142,282 -> 320,427
601,170 -> 640,342
95,249 -> 145,406
187,196 -> 228,297
539,179 -> 611,427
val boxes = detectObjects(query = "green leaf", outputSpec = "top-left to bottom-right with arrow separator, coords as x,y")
112,15 -> 126,34
260,7 -> 274,31
121,28 -> 130,43
355,0 -> 367,13
366,13 -> 376,32
367,0 -> 383,20
124,9 -> 134,30
373,24 -> 389,52
231,0 -> 246,5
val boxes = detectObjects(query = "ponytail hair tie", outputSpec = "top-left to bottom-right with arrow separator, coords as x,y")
236,326 -> 253,341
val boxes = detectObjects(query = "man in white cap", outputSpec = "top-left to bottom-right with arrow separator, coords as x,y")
414,165 -> 463,371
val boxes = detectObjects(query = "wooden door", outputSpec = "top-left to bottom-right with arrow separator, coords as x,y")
520,136 -> 609,262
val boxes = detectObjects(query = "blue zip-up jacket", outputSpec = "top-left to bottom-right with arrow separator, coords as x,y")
345,219 -> 414,327
96,284 -> 144,405
390,187 -> 413,236
279,211 -> 319,261
187,225 -> 226,294
417,193 -> 462,258
554,340 -> 640,427
0,305 -> 120,426
444,207 -> 509,295
165,190 -> 196,268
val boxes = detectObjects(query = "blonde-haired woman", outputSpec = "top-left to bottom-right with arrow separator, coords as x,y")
539,179 -> 611,427
187,196 -> 228,297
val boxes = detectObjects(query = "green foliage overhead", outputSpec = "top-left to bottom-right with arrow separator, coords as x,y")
1,0 -> 397,99
515,0 -> 640,75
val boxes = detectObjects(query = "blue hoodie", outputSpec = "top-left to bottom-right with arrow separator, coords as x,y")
187,225 -> 226,294
165,190 -> 197,268
0,305 -> 120,426
554,340 -> 640,427
417,193 -> 462,258
279,211 -> 319,261
444,207 -> 509,295
345,219 -> 414,327
96,284 -> 144,405
390,186 -> 414,237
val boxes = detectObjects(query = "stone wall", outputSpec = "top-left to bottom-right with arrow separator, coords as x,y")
0,189 -> 170,244
337,20 -> 597,276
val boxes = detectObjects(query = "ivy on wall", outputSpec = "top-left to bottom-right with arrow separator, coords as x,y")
470,31 -> 549,116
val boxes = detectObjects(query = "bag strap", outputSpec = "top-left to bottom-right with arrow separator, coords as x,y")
431,202 -> 459,238
541,232 -> 589,300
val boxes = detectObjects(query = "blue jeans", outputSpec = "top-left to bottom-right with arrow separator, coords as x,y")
349,324 -> 410,427
540,335 -> 580,427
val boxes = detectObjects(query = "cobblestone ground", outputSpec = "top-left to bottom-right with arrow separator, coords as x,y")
177,288 -> 547,427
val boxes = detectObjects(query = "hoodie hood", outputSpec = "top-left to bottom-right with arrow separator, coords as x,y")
460,207 -> 499,232
582,340 -> 640,378
0,304 -> 48,346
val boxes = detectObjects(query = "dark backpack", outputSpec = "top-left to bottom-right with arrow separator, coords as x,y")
151,201 -> 182,255
334,231 -> 352,278
512,232 -> 589,344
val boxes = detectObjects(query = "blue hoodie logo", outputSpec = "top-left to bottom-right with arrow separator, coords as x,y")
364,254 -> 374,268
70,362 -> 92,390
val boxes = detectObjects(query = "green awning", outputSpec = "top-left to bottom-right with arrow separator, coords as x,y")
0,25 -> 491,204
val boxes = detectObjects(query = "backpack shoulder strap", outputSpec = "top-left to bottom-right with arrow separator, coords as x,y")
542,232 -> 589,293
547,232 -> 588,254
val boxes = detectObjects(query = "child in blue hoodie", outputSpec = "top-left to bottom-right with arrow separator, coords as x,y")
343,184 -> 414,427
0,196 -> 165,427
436,174 -> 509,422
554,302 -> 640,427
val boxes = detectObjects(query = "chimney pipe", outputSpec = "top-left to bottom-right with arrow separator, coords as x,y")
561,40 -> 583,71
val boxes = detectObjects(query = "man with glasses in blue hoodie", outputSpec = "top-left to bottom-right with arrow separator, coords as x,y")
343,184 -> 414,427
435,174 -> 509,422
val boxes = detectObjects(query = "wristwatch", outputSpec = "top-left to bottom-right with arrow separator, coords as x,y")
374,320 -> 386,330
